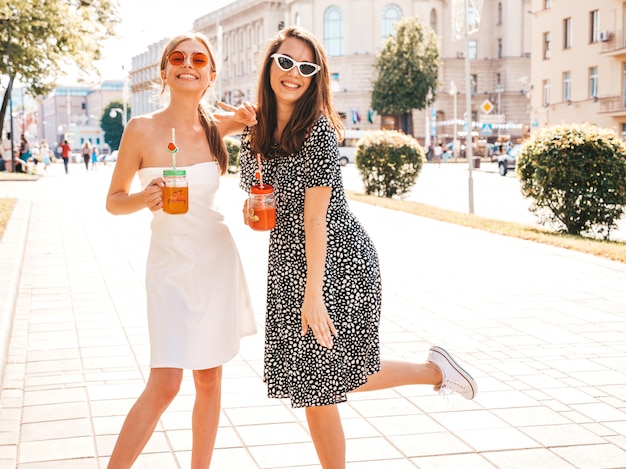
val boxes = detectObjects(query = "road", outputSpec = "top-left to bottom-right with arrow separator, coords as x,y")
341,161 -> 626,242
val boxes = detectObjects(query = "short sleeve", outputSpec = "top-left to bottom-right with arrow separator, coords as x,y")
238,127 -> 256,192
303,116 -> 339,189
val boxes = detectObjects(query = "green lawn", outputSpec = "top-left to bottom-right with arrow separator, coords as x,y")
346,191 -> 626,264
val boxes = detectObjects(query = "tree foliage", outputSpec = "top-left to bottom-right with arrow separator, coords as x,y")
101,100 -> 130,151
517,123 -> 626,239
371,17 -> 440,117
0,0 -> 120,132
224,136 -> 241,173
356,130 -> 424,198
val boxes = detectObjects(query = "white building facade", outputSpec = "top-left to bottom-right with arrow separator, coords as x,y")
129,0 -> 532,144
530,0 -> 626,139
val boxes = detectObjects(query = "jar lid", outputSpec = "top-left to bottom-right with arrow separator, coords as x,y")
163,169 -> 186,176
251,184 -> 274,194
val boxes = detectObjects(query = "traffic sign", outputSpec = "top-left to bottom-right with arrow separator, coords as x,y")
481,123 -> 493,135
481,100 -> 494,114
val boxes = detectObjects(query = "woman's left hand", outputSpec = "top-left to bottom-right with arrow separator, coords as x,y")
301,296 -> 337,349
215,101 -> 257,127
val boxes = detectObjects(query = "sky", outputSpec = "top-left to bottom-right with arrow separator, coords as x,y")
80,0 -> 236,82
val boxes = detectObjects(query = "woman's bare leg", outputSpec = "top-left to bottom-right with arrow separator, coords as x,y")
107,368 -> 183,468
355,348 -> 478,400
305,404 -> 345,469
190,366 -> 222,469
353,360 -> 442,392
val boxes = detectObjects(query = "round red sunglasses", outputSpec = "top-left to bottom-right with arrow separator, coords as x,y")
167,50 -> 210,69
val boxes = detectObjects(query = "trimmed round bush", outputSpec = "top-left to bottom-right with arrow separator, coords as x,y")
224,137 -> 241,174
517,123 -> 626,238
355,130 -> 424,198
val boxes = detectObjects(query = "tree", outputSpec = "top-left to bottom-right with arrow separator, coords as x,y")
517,123 -> 626,239
101,101 -> 130,151
371,17 -> 440,135
0,0 -> 120,133
356,130 -> 424,198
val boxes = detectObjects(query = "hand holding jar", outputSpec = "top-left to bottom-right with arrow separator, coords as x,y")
245,154 -> 275,231
247,183 -> 276,230
162,169 -> 188,214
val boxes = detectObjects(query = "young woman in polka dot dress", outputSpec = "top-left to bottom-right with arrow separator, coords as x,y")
239,26 -> 477,469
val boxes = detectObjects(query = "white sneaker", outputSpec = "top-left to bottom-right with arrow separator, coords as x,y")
427,346 -> 477,400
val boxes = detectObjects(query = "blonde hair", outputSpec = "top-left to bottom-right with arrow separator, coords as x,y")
157,32 -> 228,174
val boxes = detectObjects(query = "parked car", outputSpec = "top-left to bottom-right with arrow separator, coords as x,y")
338,129 -> 369,166
104,150 -> 118,163
498,144 -> 521,176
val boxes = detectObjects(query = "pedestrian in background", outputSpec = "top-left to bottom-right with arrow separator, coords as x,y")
434,141 -> 443,166
59,140 -> 71,174
40,141 -> 53,173
19,134 -> 32,166
81,141 -> 91,171
239,26 -> 477,469
91,146 -> 99,170
105,31 -> 257,468
1,132 -> 11,172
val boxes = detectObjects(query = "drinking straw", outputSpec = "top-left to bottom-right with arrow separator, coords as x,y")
167,128 -> 179,169
256,153 -> 264,188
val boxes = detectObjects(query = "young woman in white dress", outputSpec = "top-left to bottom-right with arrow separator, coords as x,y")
105,32 -> 257,468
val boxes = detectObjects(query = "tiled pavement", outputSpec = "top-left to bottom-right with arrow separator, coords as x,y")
1,161 -> 626,468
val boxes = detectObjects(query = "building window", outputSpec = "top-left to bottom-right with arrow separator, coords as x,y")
621,123 -> 626,140
564,18 -> 572,48
497,2 -> 502,24
430,8 -> 437,34
382,4 -> 402,42
543,32 -> 551,59
324,6 -> 344,56
623,63 -> 626,107
497,38 -> 502,58
543,79 -> 551,106
590,10 -> 600,43
589,66 -> 598,98
563,71 -> 571,101
468,40 -> 477,59
544,0 -> 551,9
471,74 -> 478,95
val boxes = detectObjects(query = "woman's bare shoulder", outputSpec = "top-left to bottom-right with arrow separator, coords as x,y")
125,112 -> 164,134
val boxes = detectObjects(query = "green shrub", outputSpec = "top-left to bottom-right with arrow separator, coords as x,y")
355,130 -> 424,198
517,123 -> 626,239
224,137 -> 241,173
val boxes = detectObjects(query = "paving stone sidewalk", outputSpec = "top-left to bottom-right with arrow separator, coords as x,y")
0,162 -> 625,468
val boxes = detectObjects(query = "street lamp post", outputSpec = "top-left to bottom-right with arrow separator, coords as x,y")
495,83 -> 504,137
464,0 -> 475,214
450,81 -> 458,160
109,107 -> 127,127
425,88 -> 433,151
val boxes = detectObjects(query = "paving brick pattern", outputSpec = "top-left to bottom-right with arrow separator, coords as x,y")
0,162 -> 625,468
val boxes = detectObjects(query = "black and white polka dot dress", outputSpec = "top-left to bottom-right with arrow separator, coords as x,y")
240,116 -> 382,408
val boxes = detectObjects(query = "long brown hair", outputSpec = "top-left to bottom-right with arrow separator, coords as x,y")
159,32 -> 228,174
252,26 -> 344,158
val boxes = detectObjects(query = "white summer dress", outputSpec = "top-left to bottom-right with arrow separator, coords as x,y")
138,161 -> 256,369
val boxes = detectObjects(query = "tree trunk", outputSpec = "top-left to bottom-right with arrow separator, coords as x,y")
0,75 -> 15,137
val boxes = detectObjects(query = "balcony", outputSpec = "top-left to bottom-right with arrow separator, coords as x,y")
597,95 -> 626,116
600,30 -> 626,56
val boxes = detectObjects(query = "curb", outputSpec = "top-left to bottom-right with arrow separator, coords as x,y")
0,199 -> 31,387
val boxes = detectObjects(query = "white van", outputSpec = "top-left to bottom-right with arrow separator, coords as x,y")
338,129 -> 369,166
